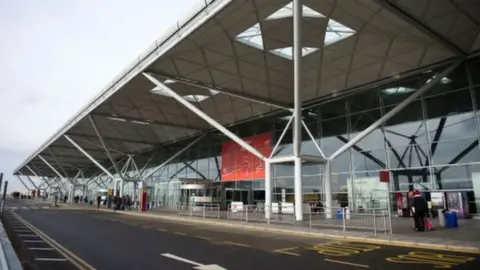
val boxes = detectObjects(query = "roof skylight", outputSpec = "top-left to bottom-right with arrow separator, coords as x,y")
382,86 -> 416,95
234,1 -> 356,60
265,2 -> 324,20
236,23 -> 264,50
270,47 -> 319,60
151,84 -> 220,103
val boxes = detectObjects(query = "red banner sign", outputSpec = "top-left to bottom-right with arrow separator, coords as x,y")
221,132 -> 272,181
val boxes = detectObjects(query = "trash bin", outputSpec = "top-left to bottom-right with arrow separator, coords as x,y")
437,209 -> 445,227
336,209 -> 344,220
445,211 -> 458,228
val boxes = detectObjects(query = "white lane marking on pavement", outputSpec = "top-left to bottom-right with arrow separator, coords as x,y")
18,234 -> 40,237
42,206 -> 50,209
23,240 -> 44,243
29,247 -> 55,251
35,258 -> 67,261
15,230 -> 32,233
22,207 -> 28,209
161,253 -> 227,270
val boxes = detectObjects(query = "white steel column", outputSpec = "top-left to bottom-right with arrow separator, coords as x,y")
143,73 -> 267,162
324,160 -> 332,218
265,160 -> 272,219
330,59 -> 463,160
64,135 -> 116,179
293,0 -> 303,221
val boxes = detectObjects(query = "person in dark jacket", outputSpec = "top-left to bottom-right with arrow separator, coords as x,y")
412,190 -> 427,231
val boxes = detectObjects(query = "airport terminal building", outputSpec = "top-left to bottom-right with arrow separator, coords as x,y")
13,0 -> 480,222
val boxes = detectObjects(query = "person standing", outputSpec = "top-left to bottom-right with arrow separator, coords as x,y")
412,190 -> 427,231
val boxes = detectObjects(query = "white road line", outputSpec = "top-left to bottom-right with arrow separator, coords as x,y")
29,247 -> 54,251
18,234 -> 39,237
161,253 -> 227,270
23,240 -> 44,243
42,206 -> 50,209
34,258 -> 67,262
161,253 -> 202,266
22,206 -> 28,209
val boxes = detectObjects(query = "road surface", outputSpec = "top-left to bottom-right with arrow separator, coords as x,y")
5,200 -> 480,270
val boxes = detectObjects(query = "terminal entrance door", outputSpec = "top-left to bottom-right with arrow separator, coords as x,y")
225,188 -> 251,206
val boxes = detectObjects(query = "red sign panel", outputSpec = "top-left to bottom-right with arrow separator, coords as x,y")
379,170 -> 390,183
221,132 -> 272,181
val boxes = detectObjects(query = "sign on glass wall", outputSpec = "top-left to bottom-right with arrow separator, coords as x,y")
221,132 -> 272,181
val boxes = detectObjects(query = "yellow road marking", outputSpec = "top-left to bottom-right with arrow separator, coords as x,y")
222,241 -> 250,247
308,242 -> 381,257
11,212 -> 96,270
325,258 -> 370,268
273,247 -> 301,256
157,228 -> 167,232
174,232 -> 187,236
385,252 -> 475,269
196,236 -> 210,240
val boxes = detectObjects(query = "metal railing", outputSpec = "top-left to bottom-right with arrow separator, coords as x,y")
177,203 -> 221,219
227,204 -> 296,225
309,207 -> 391,236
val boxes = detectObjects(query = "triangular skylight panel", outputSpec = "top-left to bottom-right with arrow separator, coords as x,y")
235,1 -> 356,60
325,19 -> 356,46
265,2 -> 324,20
235,23 -> 263,49
270,47 -> 319,60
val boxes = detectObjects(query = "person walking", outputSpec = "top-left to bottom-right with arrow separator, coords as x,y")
412,190 -> 427,231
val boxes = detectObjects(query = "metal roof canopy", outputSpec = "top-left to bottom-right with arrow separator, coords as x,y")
13,0 -> 480,178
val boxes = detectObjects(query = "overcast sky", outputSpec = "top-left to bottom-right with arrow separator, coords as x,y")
0,0 -> 198,192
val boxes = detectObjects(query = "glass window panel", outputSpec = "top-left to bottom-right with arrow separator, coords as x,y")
433,164 -> 474,190
347,90 -> 380,113
385,100 -> 427,147
319,99 -> 346,120
330,173 -> 350,193
431,138 -> 480,166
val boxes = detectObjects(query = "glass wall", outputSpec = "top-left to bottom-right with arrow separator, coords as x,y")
140,57 -> 480,214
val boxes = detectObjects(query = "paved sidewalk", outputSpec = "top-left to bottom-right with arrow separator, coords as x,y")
61,203 -> 480,253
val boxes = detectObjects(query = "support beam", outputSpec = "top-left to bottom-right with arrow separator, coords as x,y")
330,59 -> 463,160
64,134 -> 115,179
92,112 -> 207,131
143,134 -> 206,179
292,0 -> 303,221
89,115 -> 123,177
15,175 -> 31,191
48,147 -> 72,180
38,155 -> 69,184
143,72 -> 267,161
148,70 -> 292,110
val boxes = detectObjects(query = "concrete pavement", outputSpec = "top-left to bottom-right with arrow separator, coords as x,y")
8,207 -> 480,270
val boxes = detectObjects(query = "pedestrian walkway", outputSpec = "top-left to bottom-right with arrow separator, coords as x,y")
60,202 -> 480,253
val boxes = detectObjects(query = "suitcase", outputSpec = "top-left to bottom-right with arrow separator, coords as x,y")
425,218 -> 434,231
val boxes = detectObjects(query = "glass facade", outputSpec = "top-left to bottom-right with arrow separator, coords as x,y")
141,57 -> 480,214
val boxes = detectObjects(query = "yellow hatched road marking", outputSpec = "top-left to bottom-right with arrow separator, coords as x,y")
385,252 -> 475,269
